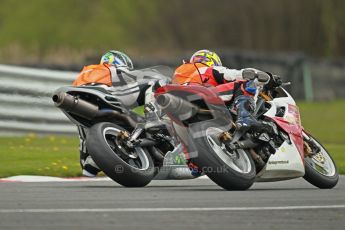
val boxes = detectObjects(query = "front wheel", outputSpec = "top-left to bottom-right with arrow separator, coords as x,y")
86,122 -> 155,187
303,132 -> 339,189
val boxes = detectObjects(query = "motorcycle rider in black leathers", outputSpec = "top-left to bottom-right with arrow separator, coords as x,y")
75,50 -> 168,176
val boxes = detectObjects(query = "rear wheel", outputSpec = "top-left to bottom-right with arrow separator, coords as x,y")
303,133 -> 338,189
86,122 -> 155,187
190,123 -> 256,190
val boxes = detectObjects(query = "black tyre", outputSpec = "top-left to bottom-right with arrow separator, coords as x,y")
303,133 -> 339,189
189,122 -> 256,190
86,122 -> 155,187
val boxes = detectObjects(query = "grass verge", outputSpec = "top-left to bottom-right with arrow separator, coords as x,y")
0,134 -> 81,178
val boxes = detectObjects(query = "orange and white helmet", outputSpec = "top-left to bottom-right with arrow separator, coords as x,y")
190,49 -> 222,67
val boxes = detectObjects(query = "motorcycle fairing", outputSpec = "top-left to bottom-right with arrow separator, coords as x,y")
256,140 -> 305,181
256,93 -> 305,181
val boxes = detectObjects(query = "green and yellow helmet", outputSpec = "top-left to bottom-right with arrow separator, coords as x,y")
100,50 -> 134,70
190,49 -> 222,67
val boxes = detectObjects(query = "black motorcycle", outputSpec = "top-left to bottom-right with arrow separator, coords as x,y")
53,66 -> 177,187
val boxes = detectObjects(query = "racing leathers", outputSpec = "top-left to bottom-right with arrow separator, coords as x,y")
173,63 -> 269,129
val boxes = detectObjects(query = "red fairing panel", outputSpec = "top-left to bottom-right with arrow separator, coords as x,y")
271,117 -> 304,162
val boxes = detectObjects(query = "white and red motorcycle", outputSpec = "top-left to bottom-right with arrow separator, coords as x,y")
155,72 -> 339,190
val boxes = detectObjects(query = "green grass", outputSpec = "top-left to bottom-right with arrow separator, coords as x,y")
0,100 -> 344,178
298,100 -> 345,145
0,134 -> 81,178
298,100 -> 345,174
325,144 -> 345,174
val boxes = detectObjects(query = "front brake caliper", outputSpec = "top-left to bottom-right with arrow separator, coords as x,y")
313,152 -> 326,164
304,142 -> 313,157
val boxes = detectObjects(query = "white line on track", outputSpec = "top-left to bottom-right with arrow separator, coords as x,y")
0,176 -> 112,183
0,175 -> 209,183
1,205 -> 345,213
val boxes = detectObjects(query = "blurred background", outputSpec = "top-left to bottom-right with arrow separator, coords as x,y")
1,0 -> 345,99
0,0 -> 344,177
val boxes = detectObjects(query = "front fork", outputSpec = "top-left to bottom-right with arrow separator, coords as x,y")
302,131 -> 322,161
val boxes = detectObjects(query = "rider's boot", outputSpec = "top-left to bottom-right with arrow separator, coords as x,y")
78,125 -> 101,177
234,95 -> 261,130
80,151 -> 101,177
234,95 -> 275,135
187,160 -> 203,178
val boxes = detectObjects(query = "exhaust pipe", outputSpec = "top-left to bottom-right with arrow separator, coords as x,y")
52,92 -> 137,127
52,92 -> 99,120
156,94 -> 199,121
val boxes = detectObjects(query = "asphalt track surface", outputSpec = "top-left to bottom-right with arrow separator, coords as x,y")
0,176 -> 344,230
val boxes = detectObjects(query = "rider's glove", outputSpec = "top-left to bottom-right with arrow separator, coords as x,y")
265,72 -> 282,90
272,75 -> 283,86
